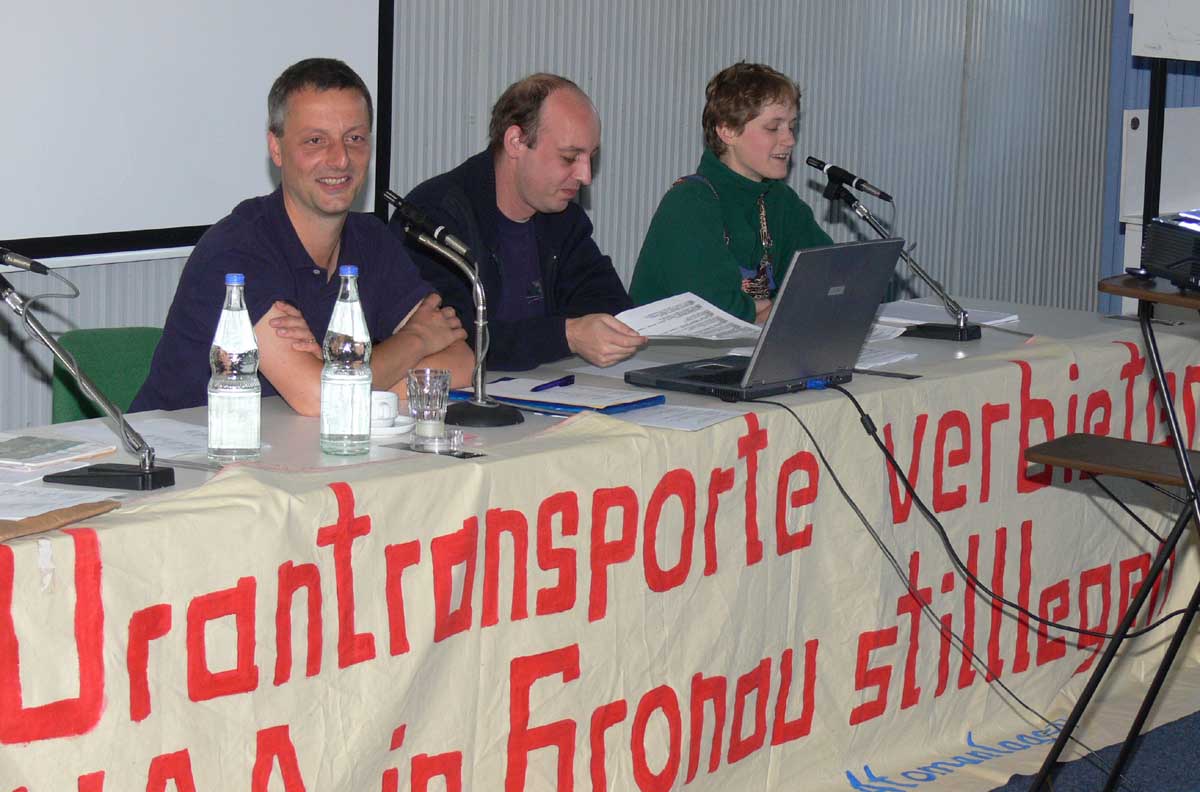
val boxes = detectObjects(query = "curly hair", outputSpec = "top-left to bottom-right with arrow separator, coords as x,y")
702,62 -> 799,156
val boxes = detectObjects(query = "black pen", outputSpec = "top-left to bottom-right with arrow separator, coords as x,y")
531,375 -> 575,392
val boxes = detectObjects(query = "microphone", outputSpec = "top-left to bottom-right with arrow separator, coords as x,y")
382,190 -> 474,263
380,190 -> 521,428
0,247 -> 50,275
805,157 -> 893,202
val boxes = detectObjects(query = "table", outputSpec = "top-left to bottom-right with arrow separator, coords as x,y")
4,301 -> 1200,791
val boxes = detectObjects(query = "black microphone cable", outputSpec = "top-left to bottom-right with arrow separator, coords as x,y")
3,266 -> 84,364
749,395 -> 1144,791
824,383 -> 1189,642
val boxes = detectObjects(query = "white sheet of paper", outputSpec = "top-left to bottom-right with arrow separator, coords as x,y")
0,468 -> 51,487
855,347 -> 919,370
0,433 -> 116,469
67,417 -> 214,459
0,482 -> 125,521
615,404 -> 743,431
617,293 -> 760,341
868,323 -> 907,343
877,300 -> 1018,326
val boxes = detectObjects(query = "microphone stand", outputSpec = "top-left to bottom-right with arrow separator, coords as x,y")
390,224 -> 523,427
0,273 -> 174,490
823,181 -> 981,342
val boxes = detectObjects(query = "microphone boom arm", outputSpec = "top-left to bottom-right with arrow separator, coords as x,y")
0,274 -> 172,488
408,233 -> 492,404
823,181 -> 973,334
382,188 -> 523,426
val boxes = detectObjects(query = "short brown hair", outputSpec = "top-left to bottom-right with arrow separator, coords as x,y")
702,63 -> 799,156
268,58 -> 373,136
488,73 -> 583,152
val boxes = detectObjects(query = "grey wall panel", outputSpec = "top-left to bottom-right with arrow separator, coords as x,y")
0,258 -> 186,430
392,0 -> 1110,311
952,2 -> 1110,307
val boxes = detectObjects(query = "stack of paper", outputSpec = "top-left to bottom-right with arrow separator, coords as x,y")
868,323 -> 907,343
0,482 -> 122,522
855,347 -> 919,370
0,433 -> 115,470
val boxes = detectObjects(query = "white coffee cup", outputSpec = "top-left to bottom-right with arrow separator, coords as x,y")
371,390 -> 399,426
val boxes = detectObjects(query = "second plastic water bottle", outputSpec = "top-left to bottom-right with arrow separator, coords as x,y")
320,265 -> 372,454
208,273 -> 261,461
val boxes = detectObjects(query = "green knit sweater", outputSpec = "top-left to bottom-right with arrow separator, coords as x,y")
630,149 -> 832,322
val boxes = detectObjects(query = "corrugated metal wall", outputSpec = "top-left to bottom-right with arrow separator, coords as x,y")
392,0 -> 1111,308
1,0 -> 1112,431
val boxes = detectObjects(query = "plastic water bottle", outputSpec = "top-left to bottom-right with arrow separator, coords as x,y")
320,265 -> 372,454
207,273 -> 261,461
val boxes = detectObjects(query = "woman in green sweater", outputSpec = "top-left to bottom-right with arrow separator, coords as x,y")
630,63 -> 832,324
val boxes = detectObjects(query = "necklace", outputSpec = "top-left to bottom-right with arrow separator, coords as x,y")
741,194 -> 774,300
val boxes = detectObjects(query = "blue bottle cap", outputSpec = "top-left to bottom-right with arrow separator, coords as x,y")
225,273 -> 245,286
338,265 -> 359,277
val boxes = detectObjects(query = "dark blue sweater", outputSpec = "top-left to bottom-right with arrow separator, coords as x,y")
392,150 -> 632,371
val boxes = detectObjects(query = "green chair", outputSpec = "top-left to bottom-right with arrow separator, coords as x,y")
50,327 -> 163,424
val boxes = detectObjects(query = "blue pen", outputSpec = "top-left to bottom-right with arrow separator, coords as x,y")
531,375 -> 575,392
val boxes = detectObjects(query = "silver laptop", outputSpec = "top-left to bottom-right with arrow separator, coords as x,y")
624,238 -> 903,401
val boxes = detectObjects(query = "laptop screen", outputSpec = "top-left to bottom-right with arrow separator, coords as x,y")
625,238 -> 904,400
740,238 -> 904,387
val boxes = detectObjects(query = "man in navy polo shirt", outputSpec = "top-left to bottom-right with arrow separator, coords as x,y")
132,58 -> 472,416
393,74 -> 646,371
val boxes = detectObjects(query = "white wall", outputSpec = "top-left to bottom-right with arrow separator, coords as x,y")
2,0 -> 378,240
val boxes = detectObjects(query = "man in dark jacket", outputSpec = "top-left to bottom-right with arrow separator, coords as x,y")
393,73 -> 645,371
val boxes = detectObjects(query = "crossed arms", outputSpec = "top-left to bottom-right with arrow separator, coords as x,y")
253,293 -> 473,416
